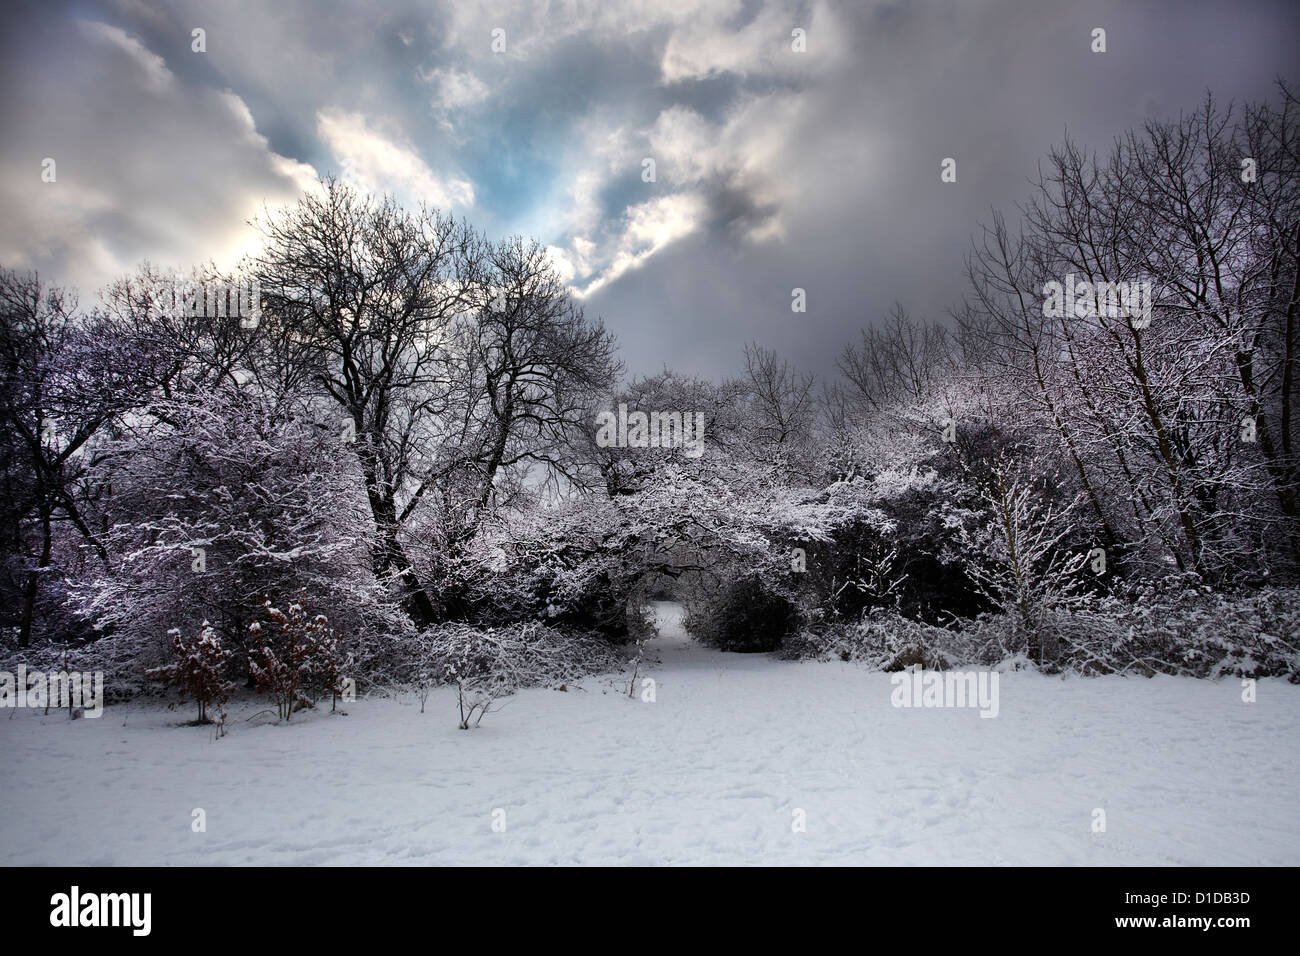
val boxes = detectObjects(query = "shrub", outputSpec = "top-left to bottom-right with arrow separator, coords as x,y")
1051,582 -> 1300,679
688,575 -> 800,653
443,647 -> 510,730
146,622 -> 235,724
780,608 -> 966,669
779,581 -> 1300,681
247,601 -> 345,721
417,621 -> 626,690
407,621 -> 627,729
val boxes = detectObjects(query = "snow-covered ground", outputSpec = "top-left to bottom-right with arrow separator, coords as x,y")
4,602 -> 1297,865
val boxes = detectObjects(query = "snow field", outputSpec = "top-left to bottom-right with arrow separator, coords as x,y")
3,604 -> 1296,865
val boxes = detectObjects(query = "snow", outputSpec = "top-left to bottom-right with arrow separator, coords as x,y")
3,602 -> 1297,865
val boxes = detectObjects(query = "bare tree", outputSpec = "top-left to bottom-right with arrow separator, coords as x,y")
962,88 -> 1300,579
838,303 -> 954,415
252,182 -> 618,625
432,235 -> 620,560
960,454 -> 1089,662
0,271 -> 157,645
741,342 -> 816,471
250,179 -> 477,626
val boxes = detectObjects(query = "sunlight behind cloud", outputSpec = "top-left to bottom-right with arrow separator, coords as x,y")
316,109 -> 475,210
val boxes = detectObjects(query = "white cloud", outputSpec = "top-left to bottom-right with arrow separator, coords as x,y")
656,0 -> 850,84
77,20 -> 173,92
421,67 -> 491,110
543,90 -> 798,299
545,244 -> 577,283
0,19 -> 318,297
316,108 -> 475,209
647,106 -> 715,185
580,192 -> 707,296
436,0 -> 744,61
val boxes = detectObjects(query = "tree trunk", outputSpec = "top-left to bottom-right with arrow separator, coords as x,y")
17,504 -> 53,648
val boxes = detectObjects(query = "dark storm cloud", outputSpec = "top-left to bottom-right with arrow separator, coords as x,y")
592,0 -> 1300,379
1,0 -> 1297,382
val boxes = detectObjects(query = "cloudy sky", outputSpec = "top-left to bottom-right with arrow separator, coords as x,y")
2,0 -> 1297,379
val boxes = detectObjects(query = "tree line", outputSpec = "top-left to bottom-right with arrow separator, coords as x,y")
2,85 -> 1296,689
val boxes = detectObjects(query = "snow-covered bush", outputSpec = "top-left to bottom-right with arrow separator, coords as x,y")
937,581 -> 1300,678
685,575 -> 800,653
397,619 -> 629,728
1052,581 -> 1300,679
146,622 -> 235,724
247,601 -> 345,720
780,581 -> 1300,681
780,608 -> 970,669
784,469 -> 983,624
416,621 -> 627,690
945,454 -> 1092,662
443,647 -> 510,730
439,499 -> 642,638
70,387 -> 399,667
0,629 -> 158,704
